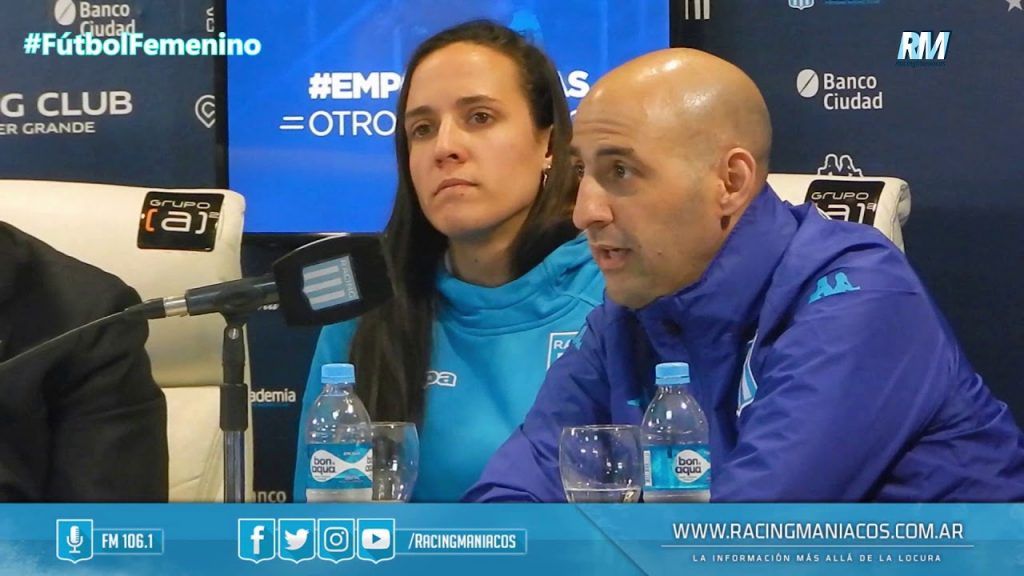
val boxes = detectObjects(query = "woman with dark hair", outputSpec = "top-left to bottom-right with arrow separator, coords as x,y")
293,20 -> 604,502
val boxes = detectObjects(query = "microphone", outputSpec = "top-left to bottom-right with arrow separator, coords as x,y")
67,525 -> 83,553
127,234 -> 393,326
0,234 -> 393,372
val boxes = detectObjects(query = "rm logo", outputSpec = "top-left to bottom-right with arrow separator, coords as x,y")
547,332 -> 577,368
897,31 -> 950,64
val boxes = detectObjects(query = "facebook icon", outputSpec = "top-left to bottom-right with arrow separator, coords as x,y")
238,519 -> 276,564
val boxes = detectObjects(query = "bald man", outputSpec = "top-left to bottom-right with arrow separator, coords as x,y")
466,49 -> 1024,502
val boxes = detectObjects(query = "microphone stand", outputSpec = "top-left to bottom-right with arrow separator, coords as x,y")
164,273 -> 279,502
220,312 -> 249,504
206,278 -> 276,503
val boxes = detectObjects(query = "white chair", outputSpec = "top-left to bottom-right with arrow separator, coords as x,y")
767,173 -> 911,252
0,179 -> 253,502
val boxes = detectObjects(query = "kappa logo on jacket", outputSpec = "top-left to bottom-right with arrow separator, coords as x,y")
425,370 -> 457,388
809,272 -> 860,303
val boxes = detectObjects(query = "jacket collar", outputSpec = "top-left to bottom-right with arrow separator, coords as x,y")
628,185 -> 799,346
435,234 -> 600,332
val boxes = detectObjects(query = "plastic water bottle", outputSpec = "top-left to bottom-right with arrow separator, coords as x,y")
304,363 -> 373,502
641,362 -> 711,502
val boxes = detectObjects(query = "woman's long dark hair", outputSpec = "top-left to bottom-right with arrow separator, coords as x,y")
348,20 -> 579,423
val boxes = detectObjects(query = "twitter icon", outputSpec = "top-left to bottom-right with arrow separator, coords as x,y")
277,519 -> 316,563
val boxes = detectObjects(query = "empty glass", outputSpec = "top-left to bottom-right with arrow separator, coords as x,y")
559,425 -> 643,503
371,422 -> 419,502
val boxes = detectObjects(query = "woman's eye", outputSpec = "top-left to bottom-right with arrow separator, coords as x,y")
470,111 -> 492,124
409,124 -> 432,138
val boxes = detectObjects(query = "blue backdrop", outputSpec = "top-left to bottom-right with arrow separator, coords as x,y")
670,0 -> 1024,432
227,0 -> 670,233
0,0 -> 221,187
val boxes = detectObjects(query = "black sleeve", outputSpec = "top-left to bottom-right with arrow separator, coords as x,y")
46,280 -> 169,502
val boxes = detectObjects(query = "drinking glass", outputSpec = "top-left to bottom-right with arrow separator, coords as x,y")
371,422 -> 419,502
559,425 -> 643,503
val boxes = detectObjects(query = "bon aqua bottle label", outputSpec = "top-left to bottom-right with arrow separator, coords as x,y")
644,444 -> 711,491
307,444 -> 373,489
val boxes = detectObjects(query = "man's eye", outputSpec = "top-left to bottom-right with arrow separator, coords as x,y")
614,163 -> 630,178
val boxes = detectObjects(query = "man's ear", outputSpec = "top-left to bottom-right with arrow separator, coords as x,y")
719,147 -> 758,217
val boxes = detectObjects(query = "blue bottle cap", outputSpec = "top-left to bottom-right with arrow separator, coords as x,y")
322,363 -> 355,385
655,362 -> 690,386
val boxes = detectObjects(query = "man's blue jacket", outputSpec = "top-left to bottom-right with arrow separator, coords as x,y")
466,186 -> 1024,502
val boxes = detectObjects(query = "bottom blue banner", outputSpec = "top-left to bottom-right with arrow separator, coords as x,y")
2,504 -> 1023,575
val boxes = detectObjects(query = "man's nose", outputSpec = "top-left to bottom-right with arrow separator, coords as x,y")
573,175 -> 613,230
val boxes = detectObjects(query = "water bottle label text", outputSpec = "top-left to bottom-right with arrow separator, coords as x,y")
644,445 -> 711,491
307,444 -> 373,489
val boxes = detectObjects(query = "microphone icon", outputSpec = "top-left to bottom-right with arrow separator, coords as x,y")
56,519 -> 93,563
66,525 -> 83,554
